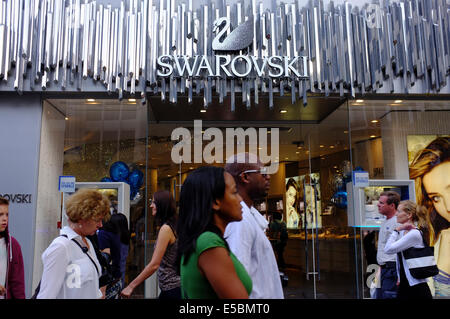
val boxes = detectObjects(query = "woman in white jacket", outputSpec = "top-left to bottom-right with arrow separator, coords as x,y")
384,200 -> 433,299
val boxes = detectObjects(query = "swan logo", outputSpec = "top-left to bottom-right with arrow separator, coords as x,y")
212,17 -> 254,51
156,17 -> 308,80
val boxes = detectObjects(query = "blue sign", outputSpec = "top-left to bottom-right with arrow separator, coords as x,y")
59,176 -> 76,193
352,171 -> 369,188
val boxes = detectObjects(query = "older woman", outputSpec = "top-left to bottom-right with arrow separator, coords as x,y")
37,188 -> 110,299
410,137 -> 450,297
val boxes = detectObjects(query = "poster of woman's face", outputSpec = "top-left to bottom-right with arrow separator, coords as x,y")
285,174 -> 322,230
285,177 -> 300,229
408,135 -> 450,297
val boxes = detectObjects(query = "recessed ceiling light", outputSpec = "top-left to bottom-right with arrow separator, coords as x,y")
296,151 -> 300,154
87,98 -> 95,102
128,98 -> 136,102
285,157 -> 289,160
394,100 -> 403,103
320,145 -> 325,148
330,145 -> 335,149
371,119 -> 379,123
370,135 -> 376,138
200,109 -> 207,113
356,99 -> 364,103
189,167 -> 194,170
280,109 -> 287,113
65,117 -> 69,120
344,130 -> 348,134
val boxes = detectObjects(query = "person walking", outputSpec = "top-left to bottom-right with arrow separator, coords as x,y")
177,166 -> 252,299
384,200 -> 433,299
121,191 -> 181,299
36,189 -> 110,299
376,190 -> 401,299
0,197 -> 25,299
224,153 -> 284,299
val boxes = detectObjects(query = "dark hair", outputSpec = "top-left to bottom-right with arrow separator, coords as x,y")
153,190 -> 177,230
380,191 -> 401,209
286,178 -> 299,208
101,213 -> 131,245
0,197 -> 9,206
176,166 -> 227,266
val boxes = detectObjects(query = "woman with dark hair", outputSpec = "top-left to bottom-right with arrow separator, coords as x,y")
285,178 -> 300,229
177,166 -> 252,299
409,137 -> 450,297
120,190 -> 181,299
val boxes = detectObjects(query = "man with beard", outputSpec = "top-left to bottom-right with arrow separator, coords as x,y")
224,153 -> 284,299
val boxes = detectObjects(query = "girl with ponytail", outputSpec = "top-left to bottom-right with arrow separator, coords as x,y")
384,200 -> 433,299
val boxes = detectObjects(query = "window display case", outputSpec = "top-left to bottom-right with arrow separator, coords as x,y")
61,182 -> 131,227
347,179 -> 415,228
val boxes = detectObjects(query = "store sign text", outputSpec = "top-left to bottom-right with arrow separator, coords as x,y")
157,55 -> 309,79
0,193 -> 32,204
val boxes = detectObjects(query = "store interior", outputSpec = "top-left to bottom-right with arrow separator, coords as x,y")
45,95 -> 449,298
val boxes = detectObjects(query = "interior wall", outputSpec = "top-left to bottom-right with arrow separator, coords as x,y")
32,101 -> 66,294
0,94 -> 43,298
381,111 -> 450,179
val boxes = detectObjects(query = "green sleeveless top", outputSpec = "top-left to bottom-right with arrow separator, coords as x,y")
180,231 -> 252,299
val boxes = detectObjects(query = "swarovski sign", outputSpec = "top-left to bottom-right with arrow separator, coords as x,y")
157,17 -> 308,80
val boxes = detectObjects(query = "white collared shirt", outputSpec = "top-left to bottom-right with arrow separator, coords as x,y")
376,215 -> 399,265
224,201 -> 284,299
37,226 -> 102,299
384,228 -> 428,286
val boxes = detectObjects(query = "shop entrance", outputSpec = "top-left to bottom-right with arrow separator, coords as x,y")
147,94 -> 358,299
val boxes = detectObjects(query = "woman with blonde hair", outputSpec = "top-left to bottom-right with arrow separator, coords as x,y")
36,188 -> 110,299
384,200 -> 433,299
409,137 -> 450,297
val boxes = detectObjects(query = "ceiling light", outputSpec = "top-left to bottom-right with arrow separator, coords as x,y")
200,109 -> 206,113
189,167 -> 194,170
280,109 -> 287,113
356,99 -> 364,103
330,145 -> 335,149
296,151 -> 300,154
344,130 -> 348,134
370,135 -> 377,138
371,119 -> 379,123
128,98 -> 136,102
65,117 -> 69,121
285,157 -> 289,160
320,145 -> 324,148
394,100 -> 403,103
86,98 -> 95,102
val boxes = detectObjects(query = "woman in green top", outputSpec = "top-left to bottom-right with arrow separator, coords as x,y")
177,166 -> 252,298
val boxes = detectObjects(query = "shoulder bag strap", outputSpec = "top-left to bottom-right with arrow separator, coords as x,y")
61,234 -> 99,275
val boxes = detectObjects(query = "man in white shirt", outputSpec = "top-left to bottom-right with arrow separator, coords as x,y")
376,190 -> 400,299
224,153 -> 284,299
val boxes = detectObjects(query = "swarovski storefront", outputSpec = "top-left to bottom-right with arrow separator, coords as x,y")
0,0 -> 448,299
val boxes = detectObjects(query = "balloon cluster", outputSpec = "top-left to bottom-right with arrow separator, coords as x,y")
328,161 -> 364,209
100,161 -> 144,200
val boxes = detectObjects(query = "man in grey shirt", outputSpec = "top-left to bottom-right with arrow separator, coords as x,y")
376,191 -> 400,299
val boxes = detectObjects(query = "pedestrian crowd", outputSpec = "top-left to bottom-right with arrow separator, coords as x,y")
0,148 -> 447,299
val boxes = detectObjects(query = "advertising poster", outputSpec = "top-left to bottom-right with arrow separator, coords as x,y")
285,174 -> 322,230
408,135 -> 450,298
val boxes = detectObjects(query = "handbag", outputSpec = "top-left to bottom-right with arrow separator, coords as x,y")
402,229 -> 439,279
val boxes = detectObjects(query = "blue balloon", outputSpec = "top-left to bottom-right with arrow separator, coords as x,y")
127,169 -> 144,189
332,191 -> 347,209
110,161 -> 130,182
101,177 -> 112,182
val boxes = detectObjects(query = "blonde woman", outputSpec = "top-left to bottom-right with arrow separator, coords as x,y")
37,189 -> 110,299
410,137 -> 450,297
384,200 -> 432,299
